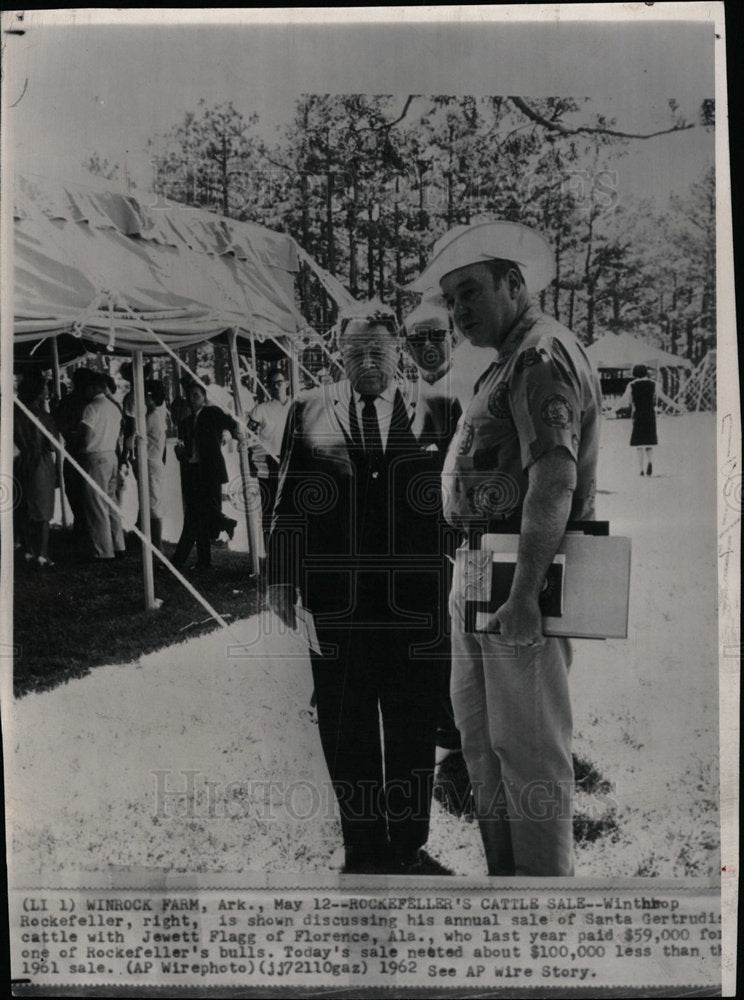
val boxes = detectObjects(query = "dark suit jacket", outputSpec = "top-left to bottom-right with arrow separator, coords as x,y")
178,405 -> 238,485
268,379 -> 459,625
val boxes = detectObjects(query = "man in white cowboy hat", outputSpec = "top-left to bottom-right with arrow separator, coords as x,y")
413,221 -> 602,877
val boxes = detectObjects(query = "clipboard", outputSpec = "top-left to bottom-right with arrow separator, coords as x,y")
459,522 -> 631,639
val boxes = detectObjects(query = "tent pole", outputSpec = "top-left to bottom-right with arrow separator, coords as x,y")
132,350 -> 157,610
50,337 -> 69,529
227,329 -> 264,577
250,333 -> 258,398
289,338 -> 301,397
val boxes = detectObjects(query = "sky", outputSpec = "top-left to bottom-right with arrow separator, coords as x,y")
2,11 -> 717,208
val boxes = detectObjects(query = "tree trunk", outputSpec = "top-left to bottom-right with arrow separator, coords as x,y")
326,167 -> 335,275
348,174 -> 359,296
221,132 -> 229,216
394,177 -> 402,319
553,233 -> 561,320
585,283 -> 595,345
418,166 -> 427,271
367,203 -> 375,299
377,222 -> 385,298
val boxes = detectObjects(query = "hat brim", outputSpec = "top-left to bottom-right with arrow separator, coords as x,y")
409,221 -> 555,295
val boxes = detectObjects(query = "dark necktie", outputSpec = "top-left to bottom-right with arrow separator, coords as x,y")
361,395 -> 383,457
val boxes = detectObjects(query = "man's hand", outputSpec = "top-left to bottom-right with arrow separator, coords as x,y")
490,447 -> 577,649
266,583 -> 297,630
490,593 -> 543,646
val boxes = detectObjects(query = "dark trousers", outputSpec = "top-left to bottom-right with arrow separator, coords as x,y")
311,621 -> 438,859
173,464 -> 221,567
64,456 -> 87,537
261,456 -> 280,535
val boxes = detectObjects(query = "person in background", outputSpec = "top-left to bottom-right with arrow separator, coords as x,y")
615,364 -> 679,477
80,372 -> 126,561
14,373 -> 60,568
104,374 -> 131,540
172,382 -> 241,572
52,367 -> 92,540
402,299 -> 467,811
145,380 -> 168,551
249,368 -> 291,534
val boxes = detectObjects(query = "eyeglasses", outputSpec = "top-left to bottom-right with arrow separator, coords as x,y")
406,327 -> 448,346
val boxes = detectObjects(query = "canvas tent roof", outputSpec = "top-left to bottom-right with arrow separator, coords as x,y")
13,173 -> 313,359
586,331 -> 693,371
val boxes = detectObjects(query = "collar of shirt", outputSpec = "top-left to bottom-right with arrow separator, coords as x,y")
352,383 -> 397,451
495,302 -> 542,365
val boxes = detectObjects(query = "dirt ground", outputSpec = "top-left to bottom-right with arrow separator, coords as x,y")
7,412 -> 720,880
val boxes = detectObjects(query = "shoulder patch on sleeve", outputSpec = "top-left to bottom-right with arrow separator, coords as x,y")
515,346 -> 549,372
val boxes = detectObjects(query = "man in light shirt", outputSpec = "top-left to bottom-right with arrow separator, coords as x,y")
81,373 -> 126,560
249,368 -> 291,533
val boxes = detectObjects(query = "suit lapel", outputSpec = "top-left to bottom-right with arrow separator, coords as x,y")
327,379 -> 418,453
327,380 -> 359,453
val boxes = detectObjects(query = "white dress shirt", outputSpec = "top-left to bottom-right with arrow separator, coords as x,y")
352,384 -> 397,452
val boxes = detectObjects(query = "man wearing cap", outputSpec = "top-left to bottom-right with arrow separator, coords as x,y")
267,301 -> 453,876
413,221 -> 602,877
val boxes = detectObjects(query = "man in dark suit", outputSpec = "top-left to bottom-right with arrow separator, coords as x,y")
267,303 -> 456,875
172,382 -> 240,571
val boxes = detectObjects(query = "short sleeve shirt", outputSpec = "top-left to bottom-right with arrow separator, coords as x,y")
442,305 -> 602,532
249,399 -> 291,462
81,394 -> 122,453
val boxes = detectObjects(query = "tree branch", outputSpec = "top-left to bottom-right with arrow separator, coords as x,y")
508,96 -> 699,140
375,95 -> 416,131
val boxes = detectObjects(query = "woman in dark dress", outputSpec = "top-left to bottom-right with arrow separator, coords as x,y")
617,364 -> 677,476
14,373 -> 60,566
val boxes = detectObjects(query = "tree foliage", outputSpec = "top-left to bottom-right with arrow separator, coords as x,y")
141,94 -> 715,360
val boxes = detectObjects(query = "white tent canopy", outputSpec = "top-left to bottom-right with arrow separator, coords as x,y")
586,331 -> 693,371
13,171 -> 331,354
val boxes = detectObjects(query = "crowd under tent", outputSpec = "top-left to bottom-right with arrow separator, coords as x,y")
11,171 -> 351,609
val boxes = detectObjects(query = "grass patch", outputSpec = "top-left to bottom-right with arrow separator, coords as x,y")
14,528 -> 261,698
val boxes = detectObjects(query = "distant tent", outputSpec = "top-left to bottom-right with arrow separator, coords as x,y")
586,331 -> 693,400
586,331 -> 693,372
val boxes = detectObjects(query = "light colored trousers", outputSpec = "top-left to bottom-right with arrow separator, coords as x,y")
148,457 -> 166,520
450,579 -> 575,877
84,451 -> 125,558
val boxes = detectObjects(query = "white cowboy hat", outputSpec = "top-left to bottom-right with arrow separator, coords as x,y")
409,220 -> 555,295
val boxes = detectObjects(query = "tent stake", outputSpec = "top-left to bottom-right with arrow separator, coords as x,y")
133,350 -> 157,610
227,329 -> 264,577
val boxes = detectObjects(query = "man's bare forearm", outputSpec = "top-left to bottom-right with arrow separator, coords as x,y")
511,448 -> 577,601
